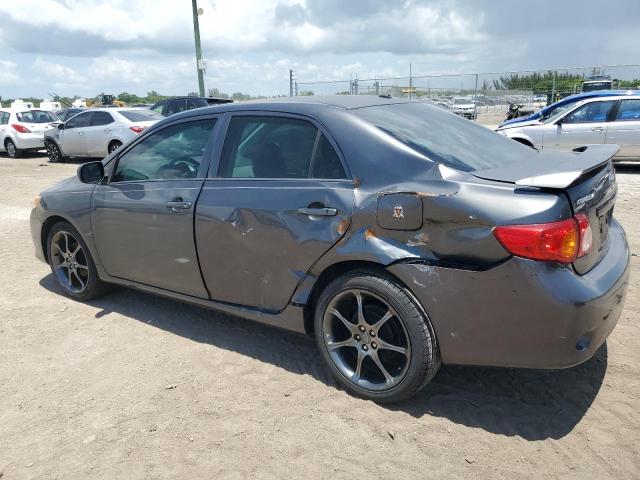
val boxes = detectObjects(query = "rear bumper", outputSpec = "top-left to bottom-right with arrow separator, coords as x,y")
388,219 -> 630,369
15,134 -> 45,150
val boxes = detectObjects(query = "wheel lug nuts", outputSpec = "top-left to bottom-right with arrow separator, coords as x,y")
354,334 -> 361,341
372,342 -> 377,349
359,325 -> 365,332
370,330 -> 375,337
362,345 -> 369,351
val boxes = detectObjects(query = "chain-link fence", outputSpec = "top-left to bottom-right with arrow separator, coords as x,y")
294,64 -> 640,116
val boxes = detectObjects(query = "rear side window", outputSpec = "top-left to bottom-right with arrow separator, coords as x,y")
311,135 -> 347,179
615,99 -> 640,121
220,116 -> 318,178
352,103 -> 536,172
90,111 -> 114,126
165,100 -> 187,116
0,112 -> 8,125
119,110 -> 163,122
17,110 -> 58,123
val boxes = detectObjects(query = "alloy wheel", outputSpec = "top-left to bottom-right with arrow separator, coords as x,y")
322,289 -> 411,391
46,142 -> 59,162
50,230 -> 90,294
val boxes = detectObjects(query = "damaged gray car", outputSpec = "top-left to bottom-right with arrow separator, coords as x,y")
30,96 -> 630,402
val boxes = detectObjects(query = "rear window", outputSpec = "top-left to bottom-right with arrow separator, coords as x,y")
17,110 -> 59,123
119,110 -> 163,122
352,103 -> 536,172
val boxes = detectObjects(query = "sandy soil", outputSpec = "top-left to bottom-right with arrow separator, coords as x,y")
0,154 -> 639,479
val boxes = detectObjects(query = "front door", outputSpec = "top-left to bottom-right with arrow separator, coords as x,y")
60,111 -> 92,156
606,98 -> 640,158
85,111 -> 115,157
544,100 -> 616,150
92,117 -> 219,298
196,114 -> 355,311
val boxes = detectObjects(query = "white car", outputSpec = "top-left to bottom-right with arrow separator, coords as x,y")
450,97 -> 477,120
496,95 -> 640,161
0,109 -> 61,158
44,108 -> 163,162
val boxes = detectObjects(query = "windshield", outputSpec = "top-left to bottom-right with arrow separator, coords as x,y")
352,103 -> 536,172
119,110 -> 163,122
17,110 -> 59,123
543,103 -> 578,123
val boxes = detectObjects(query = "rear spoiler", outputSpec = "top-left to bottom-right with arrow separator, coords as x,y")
471,144 -> 619,189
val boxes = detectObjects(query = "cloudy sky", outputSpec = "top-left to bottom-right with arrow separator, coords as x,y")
0,0 -> 639,99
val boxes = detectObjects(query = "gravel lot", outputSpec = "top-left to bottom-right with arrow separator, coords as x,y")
1,153 -> 639,479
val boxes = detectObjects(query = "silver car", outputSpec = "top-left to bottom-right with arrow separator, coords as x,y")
44,108 -> 163,162
497,96 -> 640,160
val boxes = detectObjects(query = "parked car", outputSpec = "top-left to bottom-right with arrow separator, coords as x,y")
0,109 -> 60,158
450,97 -> 477,119
44,108 -> 163,162
54,108 -> 83,122
496,95 -> 640,160
499,90 -> 640,128
30,96 -> 629,402
150,96 -> 233,117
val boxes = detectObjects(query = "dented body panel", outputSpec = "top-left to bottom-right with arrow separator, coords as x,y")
30,96 -> 630,370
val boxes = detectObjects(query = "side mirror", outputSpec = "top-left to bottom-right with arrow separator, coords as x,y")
78,161 -> 105,184
58,123 -> 65,130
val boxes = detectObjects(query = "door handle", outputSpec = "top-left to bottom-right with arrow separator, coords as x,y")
297,207 -> 338,216
165,200 -> 192,213
592,127 -> 604,132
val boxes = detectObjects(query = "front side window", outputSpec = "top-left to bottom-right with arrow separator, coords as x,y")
66,112 -> 92,129
563,101 -> 616,124
112,119 -> 216,182
90,111 -> 114,126
615,99 -> 640,121
220,116 -> 318,178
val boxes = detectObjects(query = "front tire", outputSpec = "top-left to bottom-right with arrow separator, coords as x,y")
47,221 -> 107,301
45,140 -> 65,163
5,139 -> 21,158
314,271 -> 440,403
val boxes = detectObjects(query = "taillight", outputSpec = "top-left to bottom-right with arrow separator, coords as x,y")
129,126 -> 145,134
494,215 -> 592,264
11,124 -> 31,133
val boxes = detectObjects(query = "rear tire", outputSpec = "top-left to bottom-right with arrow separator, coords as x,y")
46,221 -> 108,301
45,140 -> 65,163
5,139 -> 21,158
314,270 -> 440,403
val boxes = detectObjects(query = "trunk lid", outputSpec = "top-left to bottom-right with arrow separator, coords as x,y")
472,144 -> 619,274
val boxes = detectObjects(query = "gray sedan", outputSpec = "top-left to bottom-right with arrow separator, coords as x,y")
30,96 -> 629,402
44,108 -> 163,162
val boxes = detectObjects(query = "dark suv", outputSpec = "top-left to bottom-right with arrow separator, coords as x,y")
150,96 -> 232,117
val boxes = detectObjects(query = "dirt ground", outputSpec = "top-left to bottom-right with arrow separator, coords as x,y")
1,153 -> 639,480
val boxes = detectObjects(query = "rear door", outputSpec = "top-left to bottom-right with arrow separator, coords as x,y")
92,116 -> 219,297
85,111 -> 115,157
195,113 -> 355,311
60,111 -> 92,156
544,100 -> 616,150
606,98 -> 640,158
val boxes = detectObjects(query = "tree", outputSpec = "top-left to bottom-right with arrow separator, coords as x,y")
299,90 -> 314,96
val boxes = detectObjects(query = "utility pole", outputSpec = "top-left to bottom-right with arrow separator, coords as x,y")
191,0 -> 205,97
289,69 -> 294,97
409,63 -> 412,99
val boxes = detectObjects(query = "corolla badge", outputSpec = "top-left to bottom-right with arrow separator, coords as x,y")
392,205 -> 404,220
575,191 -> 595,207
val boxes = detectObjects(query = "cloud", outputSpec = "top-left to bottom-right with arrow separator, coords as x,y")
0,60 -> 21,86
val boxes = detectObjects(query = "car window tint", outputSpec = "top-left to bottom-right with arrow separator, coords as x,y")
615,99 -> 640,121
186,98 -> 207,109
66,112 -> 92,128
220,116 -> 318,178
564,101 -> 616,124
17,110 -> 58,123
112,119 -> 216,182
151,103 -> 164,114
311,134 -> 347,179
166,100 -> 187,116
90,111 -> 114,126
0,112 -> 8,125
